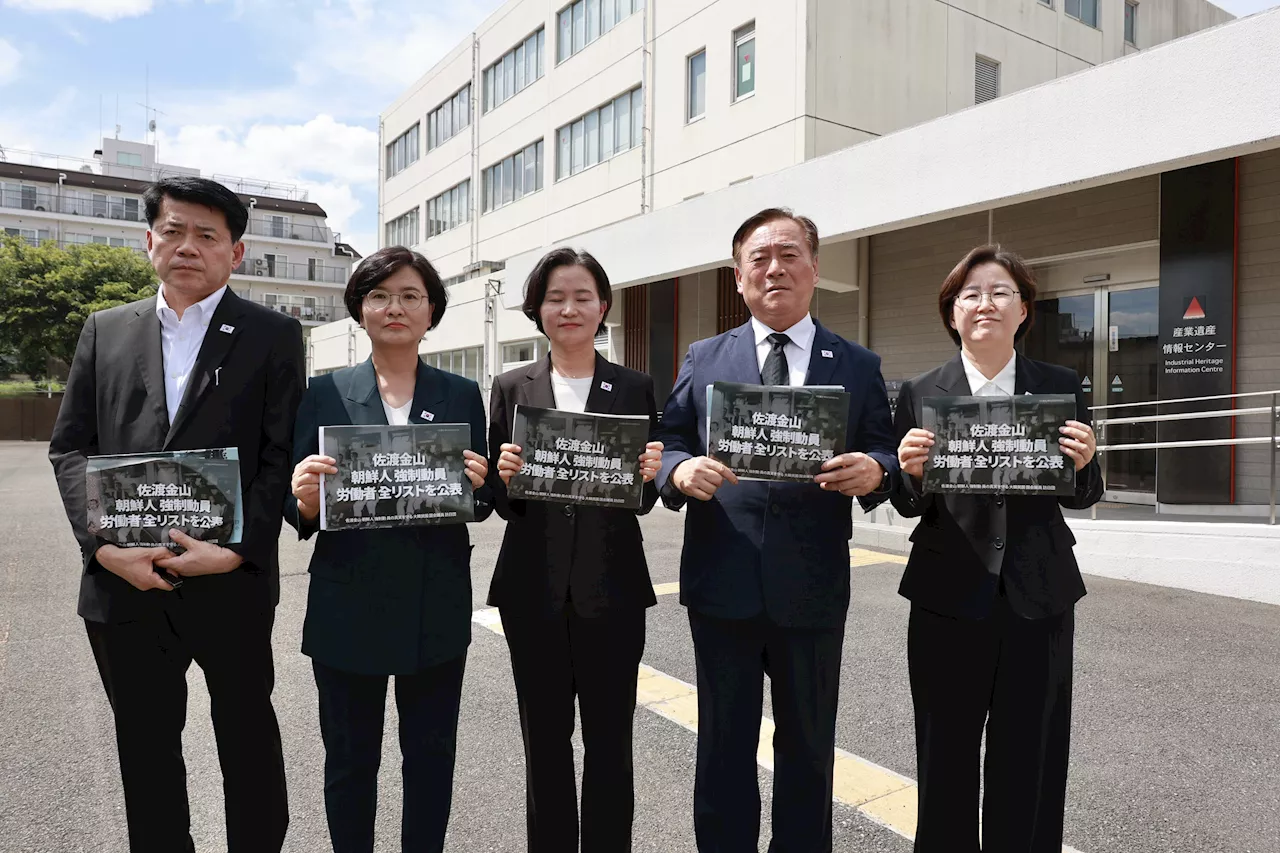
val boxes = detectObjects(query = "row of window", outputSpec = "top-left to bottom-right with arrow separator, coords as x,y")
482,141 -> 545,214
386,123 -> 420,177
483,29 -> 545,114
1041,0 -> 1137,44
385,207 -> 419,248
427,180 -> 471,239
424,346 -> 484,384
555,85 -> 643,180
388,1 -> 648,175
684,24 -> 755,121
556,0 -> 643,64
428,84 -> 471,152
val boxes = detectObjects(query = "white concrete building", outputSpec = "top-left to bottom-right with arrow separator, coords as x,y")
0,137 -> 361,367
324,0 -> 1231,393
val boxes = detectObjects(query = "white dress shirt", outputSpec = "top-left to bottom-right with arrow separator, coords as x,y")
382,398 -> 412,426
961,351 -> 1017,397
551,373 -> 594,413
156,284 -> 228,423
751,314 -> 816,387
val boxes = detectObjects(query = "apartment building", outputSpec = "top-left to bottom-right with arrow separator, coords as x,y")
0,137 -> 360,362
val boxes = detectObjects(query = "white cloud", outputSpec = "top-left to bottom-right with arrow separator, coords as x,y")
155,115 -> 379,252
2,0 -> 155,20
0,38 -> 20,86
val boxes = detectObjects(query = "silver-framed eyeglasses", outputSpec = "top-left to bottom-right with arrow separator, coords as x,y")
365,290 -> 426,311
956,286 -> 1019,310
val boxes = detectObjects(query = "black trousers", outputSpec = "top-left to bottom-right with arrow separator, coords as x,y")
84,604 -> 288,853
499,605 -> 646,853
687,610 -> 845,853
312,653 -> 467,853
908,596 -> 1075,853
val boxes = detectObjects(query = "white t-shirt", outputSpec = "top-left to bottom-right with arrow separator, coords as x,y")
382,398 -> 412,425
551,373 -> 594,413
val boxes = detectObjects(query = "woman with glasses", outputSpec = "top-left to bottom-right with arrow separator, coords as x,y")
890,245 -> 1102,853
487,247 -> 663,852
285,246 -> 491,853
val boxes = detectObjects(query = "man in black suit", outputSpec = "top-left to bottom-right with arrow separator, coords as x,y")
655,209 -> 899,851
50,176 -> 303,853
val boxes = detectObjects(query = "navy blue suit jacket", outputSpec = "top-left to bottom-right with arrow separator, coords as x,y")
654,319 -> 899,629
285,357 -> 493,676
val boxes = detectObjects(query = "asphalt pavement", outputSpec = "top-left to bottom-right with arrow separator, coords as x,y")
0,441 -> 1276,852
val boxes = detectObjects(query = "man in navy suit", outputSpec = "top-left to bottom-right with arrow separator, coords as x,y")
655,208 -> 899,852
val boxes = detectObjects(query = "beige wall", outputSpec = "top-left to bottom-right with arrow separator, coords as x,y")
993,175 -> 1160,259
868,213 -> 989,381
1235,148 -> 1280,504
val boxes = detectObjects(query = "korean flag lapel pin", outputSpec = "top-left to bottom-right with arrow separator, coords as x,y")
821,349 -> 834,359
600,381 -> 613,392
219,324 -> 235,334
421,410 -> 435,421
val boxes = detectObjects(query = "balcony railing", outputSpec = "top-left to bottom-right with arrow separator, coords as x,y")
243,218 -> 333,244
247,298 -> 338,324
234,258 -> 348,284
0,187 -> 146,222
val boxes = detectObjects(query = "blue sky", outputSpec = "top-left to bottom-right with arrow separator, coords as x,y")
0,0 -> 1275,256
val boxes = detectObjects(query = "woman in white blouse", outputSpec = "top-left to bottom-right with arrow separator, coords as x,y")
487,248 -> 663,852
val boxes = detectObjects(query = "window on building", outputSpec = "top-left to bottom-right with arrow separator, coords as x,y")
484,29 -> 545,113
555,86 -> 643,181
115,151 -> 143,167
688,49 -> 707,121
426,180 -> 471,239
385,206 -> 420,247
385,123 -> 420,178
502,338 -> 545,371
734,23 -> 756,101
1065,0 -> 1099,27
266,214 -> 290,238
975,56 -> 1000,104
1125,1 -> 1138,45
557,0 -> 642,64
484,141 -> 545,213
427,346 -> 484,383
427,84 -> 471,151
1038,0 -> 1052,7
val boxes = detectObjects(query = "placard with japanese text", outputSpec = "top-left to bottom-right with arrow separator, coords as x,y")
319,424 -> 474,530
508,405 -> 649,509
921,394 -> 1076,495
86,448 -> 243,548
706,381 -> 850,482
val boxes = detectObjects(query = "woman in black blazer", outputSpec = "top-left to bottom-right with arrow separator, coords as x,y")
892,245 -> 1103,853
286,247 -> 491,853
488,248 -> 663,853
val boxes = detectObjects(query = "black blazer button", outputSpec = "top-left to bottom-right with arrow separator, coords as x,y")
993,537 -> 1005,550
770,503 -> 782,517
563,505 -> 575,518
995,497 -> 1005,508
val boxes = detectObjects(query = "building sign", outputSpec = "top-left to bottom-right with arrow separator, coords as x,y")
1157,162 -> 1236,504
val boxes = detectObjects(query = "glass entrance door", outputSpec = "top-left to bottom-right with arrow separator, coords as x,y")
1022,292 -> 1096,399
1102,286 -> 1159,498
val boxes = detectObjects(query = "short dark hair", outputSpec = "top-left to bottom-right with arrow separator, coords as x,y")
344,246 -> 448,329
521,247 -> 613,336
143,176 -> 249,242
731,207 -> 820,264
938,244 -> 1038,346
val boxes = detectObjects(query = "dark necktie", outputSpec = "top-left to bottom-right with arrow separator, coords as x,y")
761,332 -> 791,386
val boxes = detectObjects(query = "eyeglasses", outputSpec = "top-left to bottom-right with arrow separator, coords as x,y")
365,290 -> 426,312
956,286 -> 1019,310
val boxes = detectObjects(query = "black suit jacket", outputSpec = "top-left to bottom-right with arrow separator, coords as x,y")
891,353 -> 1104,620
285,357 -> 493,676
50,289 -> 305,623
487,353 -> 659,618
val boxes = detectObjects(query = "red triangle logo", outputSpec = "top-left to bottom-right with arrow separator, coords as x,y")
1183,297 -> 1206,320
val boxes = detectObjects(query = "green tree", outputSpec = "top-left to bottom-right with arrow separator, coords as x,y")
0,236 -> 157,378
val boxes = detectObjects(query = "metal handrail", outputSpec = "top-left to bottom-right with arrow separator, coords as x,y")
1087,389 -> 1279,525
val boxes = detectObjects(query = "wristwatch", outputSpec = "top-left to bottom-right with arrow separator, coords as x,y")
873,464 -> 892,494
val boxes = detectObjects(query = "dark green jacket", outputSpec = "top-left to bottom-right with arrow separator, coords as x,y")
285,357 -> 493,675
